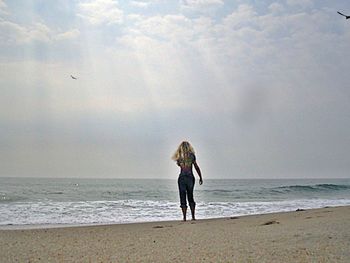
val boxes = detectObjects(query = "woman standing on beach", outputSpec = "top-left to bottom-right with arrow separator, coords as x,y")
172,141 -> 203,221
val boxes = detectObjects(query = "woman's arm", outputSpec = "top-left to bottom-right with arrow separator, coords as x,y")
193,161 -> 203,185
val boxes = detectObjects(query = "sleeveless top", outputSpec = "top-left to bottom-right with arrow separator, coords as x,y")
177,153 -> 196,176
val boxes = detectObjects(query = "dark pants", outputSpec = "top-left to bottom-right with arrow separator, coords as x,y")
178,174 -> 195,208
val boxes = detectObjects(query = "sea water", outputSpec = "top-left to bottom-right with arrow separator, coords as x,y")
0,177 -> 350,227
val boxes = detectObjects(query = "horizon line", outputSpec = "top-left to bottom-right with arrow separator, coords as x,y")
0,176 -> 349,180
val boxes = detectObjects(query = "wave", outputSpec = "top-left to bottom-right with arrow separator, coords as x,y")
202,184 -> 350,198
204,189 -> 235,194
273,184 -> 350,193
0,195 -> 27,203
1,199 -> 350,227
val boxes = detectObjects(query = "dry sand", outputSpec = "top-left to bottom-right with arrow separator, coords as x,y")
0,206 -> 349,262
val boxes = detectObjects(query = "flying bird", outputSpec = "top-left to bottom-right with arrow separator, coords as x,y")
70,75 -> 78,80
337,11 -> 350,19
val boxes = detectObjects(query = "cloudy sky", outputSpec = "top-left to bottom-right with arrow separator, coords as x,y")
1,0 -> 350,179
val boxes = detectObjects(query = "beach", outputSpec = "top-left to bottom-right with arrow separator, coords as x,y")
0,206 -> 349,262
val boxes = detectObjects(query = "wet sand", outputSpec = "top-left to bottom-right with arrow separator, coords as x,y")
0,206 -> 349,262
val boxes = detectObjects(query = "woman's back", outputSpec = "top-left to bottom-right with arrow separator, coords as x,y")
177,153 -> 196,176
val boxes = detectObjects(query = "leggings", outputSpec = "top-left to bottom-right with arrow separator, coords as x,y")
178,175 -> 195,208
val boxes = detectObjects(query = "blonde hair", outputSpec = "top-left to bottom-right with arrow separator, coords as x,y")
172,141 -> 195,161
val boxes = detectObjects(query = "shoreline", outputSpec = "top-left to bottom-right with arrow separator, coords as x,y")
0,204 -> 348,231
0,204 -> 347,231
1,206 -> 349,262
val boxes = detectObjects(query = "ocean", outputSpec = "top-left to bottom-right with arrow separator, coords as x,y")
1,177 -> 350,228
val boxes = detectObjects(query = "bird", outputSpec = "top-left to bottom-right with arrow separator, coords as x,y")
337,11 -> 350,19
70,75 -> 78,80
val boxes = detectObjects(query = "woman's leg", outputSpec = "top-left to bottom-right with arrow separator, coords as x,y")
187,176 -> 196,220
178,176 -> 187,221
181,207 -> 187,221
189,203 -> 196,220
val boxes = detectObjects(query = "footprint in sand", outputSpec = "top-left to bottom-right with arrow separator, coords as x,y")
153,225 -> 173,229
261,220 -> 280,226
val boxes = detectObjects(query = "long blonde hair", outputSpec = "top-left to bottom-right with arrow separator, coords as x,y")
172,141 -> 195,161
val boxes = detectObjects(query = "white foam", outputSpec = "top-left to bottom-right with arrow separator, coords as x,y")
1,199 -> 350,227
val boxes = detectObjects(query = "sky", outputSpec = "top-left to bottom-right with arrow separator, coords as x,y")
1,0 -> 350,179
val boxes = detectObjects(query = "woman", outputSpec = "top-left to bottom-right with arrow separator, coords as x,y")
172,141 -> 203,221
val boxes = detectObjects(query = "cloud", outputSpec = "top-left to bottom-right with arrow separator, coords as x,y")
115,3 -> 349,115
268,2 -> 285,14
0,20 -> 80,45
78,0 -> 123,26
0,21 -> 51,44
221,4 -> 257,29
0,0 -> 8,15
130,1 -> 151,8
116,3 -> 350,150
55,29 -> 80,41
128,14 -> 194,41
181,0 -> 224,13
287,0 -> 313,8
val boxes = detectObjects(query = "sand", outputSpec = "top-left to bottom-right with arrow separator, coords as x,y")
0,206 -> 349,262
